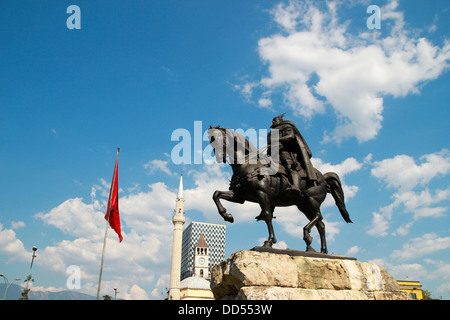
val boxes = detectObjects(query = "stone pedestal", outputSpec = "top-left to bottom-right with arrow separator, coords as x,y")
210,249 -> 408,300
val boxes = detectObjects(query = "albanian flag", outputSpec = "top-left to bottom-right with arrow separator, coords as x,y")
105,149 -> 123,242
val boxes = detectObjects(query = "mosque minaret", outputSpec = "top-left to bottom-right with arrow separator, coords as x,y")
168,173 -> 185,300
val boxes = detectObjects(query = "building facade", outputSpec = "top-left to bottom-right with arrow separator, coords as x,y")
180,276 -> 214,300
397,280 -> 423,300
181,221 -> 226,280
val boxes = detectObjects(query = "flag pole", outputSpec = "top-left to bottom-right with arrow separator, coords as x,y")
96,218 -> 109,300
96,148 -> 120,300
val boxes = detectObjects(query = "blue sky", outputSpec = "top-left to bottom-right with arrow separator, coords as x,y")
0,0 -> 449,299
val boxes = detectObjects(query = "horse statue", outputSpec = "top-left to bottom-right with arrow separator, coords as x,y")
207,125 -> 352,254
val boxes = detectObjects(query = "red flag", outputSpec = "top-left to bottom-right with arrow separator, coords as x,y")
105,150 -> 122,242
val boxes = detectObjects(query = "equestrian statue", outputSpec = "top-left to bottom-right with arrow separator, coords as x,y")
208,114 -> 352,254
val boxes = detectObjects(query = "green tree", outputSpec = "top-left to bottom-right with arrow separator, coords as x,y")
103,294 -> 112,300
422,289 -> 433,300
19,275 -> 34,300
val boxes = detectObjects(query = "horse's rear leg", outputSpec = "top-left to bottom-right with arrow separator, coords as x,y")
255,191 -> 277,247
316,220 -> 327,254
301,196 -> 323,252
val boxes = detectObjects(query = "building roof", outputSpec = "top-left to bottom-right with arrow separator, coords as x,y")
180,276 -> 211,290
196,234 -> 208,248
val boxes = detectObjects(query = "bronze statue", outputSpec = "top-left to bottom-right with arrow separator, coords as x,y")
208,115 -> 352,254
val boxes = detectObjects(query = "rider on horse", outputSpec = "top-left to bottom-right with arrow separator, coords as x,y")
267,113 -> 317,194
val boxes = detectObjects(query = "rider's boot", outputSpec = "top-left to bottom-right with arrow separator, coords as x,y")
287,171 -> 304,197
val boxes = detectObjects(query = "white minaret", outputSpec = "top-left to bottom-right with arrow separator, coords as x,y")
169,173 -> 185,300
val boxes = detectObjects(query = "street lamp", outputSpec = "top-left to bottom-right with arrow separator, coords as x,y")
24,247 -> 37,292
114,287 -> 119,300
30,247 -> 37,269
0,273 -> 21,300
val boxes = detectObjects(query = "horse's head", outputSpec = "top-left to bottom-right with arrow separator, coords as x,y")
208,126 -> 260,165
208,125 -> 227,164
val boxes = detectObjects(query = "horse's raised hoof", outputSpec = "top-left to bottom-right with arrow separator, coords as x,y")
223,213 -> 234,223
263,241 -> 273,248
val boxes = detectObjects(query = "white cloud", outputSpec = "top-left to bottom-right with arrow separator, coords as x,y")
412,206 -> 447,220
371,149 -> 450,192
394,188 -> 450,215
240,0 -> 450,143
233,82 -> 259,104
391,233 -> 450,262
425,259 -> 450,281
395,221 -> 414,236
258,97 -> 273,109
0,224 -> 28,263
151,274 -> 170,299
367,150 -> 450,237
11,221 -> 26,229
40,238 -> 104,276
35,198 -> 105,240
120,182 -> 175,237
366,211 -> 390,237
124,284 -> 149,300
271,2 -> 301,33
345,245 -> 361,256
144,159 -> 174,176
437,282 -> 450,296
381,261 -> 428,281
312,156 -> 363,177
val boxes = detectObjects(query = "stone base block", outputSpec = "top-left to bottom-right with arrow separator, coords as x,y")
211,250 -> 409,300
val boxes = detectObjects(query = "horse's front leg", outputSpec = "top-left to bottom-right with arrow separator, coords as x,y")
212,190 -> 243,223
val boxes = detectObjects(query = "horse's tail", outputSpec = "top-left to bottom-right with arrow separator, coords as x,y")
324,172 -> 352,223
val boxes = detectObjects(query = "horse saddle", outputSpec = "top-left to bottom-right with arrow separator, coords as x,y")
245,158 -> 307,180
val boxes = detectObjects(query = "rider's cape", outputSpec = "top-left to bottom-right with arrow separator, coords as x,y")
269,120 -> 316,182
